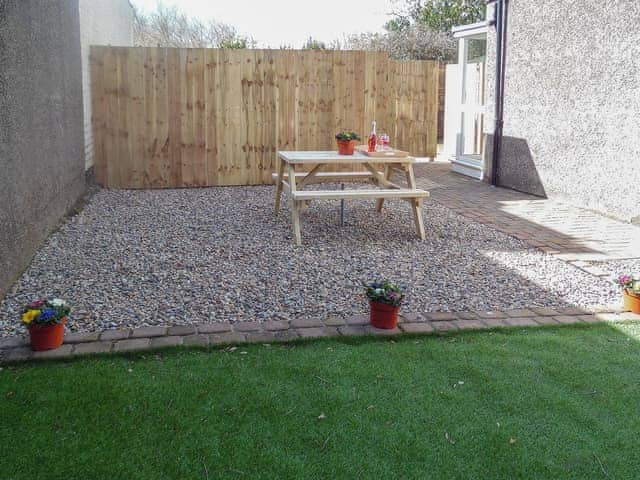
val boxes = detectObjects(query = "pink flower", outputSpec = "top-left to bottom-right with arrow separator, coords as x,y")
29,300 -> 45,308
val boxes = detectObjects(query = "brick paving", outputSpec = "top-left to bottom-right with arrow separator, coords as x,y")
2,307 -> 639,363
415,162 -> 640,263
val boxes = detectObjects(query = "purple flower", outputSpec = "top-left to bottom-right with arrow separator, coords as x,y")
37,309 -> 57,322
617,275 -> 633,286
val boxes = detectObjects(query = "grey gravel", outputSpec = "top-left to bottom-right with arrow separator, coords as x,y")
588,259 -> 640,278
0,183 -> 621,337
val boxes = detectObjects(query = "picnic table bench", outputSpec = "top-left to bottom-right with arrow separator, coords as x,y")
274,151 -> 429,245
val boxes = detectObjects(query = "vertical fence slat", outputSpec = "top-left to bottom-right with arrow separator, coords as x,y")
204,48 -> 218,185
90,46 -> 107,186
103,47 -> 119,187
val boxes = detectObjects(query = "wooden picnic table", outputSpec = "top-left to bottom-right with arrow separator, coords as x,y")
274,150 -> 430,245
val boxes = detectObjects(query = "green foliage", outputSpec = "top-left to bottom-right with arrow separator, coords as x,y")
220,38 -> 248,49
335,131 -> 361,141
3,324 -> 640,478
413,0 -> 486,32
363,280 -> 405,306
356,0 -> 486,61
302,37 -> 328,50
384,17 -> 411,32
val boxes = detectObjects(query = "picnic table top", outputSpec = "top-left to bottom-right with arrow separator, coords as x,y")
278,150 -> 415,165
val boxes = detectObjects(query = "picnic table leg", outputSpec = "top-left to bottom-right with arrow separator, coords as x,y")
405,165 -> 426,240
274,157 -> 286,215
298,163 -> 324,213
411,199 -> 426,240
287,164 -> 302,245
375,165 -> 393,212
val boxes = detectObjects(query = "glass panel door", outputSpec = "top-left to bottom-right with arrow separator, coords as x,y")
457,37 -> 486,160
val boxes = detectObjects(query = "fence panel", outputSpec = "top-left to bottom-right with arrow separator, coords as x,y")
91,47 -> 440,188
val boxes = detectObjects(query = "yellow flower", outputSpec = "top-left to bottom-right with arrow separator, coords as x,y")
21,309 -> 40,324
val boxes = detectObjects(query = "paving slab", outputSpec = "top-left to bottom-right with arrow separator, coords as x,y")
151,336 -> 184,348
113,338 -> 151,352
400,323 -> 435,334
100,329 -> 130,341
504,317 -> 539,327
197,323 -> 232,334
74,341 -> 114,355
296,327 -> 339,338
64,331 -> 100,344
166,325 -> 197,336
32,344 -> 74,360
130,326 -> 167,338
233,322 -> 262,332
209,332 -> 246,345
182,334 -> 210,346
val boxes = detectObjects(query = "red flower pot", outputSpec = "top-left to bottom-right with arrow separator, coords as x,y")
623,289 -> 640,314
369,301 -> 400,329
28,317 -> 67,351
337,139 -> 356,155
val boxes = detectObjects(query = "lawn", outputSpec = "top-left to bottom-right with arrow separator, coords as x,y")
2,324 -> 640,479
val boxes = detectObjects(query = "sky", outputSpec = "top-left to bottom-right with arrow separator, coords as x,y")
130,0 -> 400,48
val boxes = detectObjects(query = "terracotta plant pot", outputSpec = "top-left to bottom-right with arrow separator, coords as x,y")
28,317 -> 67,351
369,301 -> 400,329
623,289 -> 640,314
337,139 -> 356,155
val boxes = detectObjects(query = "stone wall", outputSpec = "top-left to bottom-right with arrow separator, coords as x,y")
79,0 -> 133,169
0,0 -> 85,298
484,0 -> 640,223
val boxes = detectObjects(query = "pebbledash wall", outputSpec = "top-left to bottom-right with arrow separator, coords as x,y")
483,0 -> 640,223
79,0 -> 134,169
0,0 -> 85,298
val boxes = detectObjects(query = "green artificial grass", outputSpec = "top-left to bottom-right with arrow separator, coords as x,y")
2,323 -> 640,479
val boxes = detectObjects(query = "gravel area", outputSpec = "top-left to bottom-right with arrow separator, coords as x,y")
0,183 -> 621,337
586,259 -> 640,279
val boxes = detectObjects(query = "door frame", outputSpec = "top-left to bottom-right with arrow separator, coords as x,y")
451,22 -> 488,180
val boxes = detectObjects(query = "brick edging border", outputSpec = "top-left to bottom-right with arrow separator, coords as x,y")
1,306 -> 638,363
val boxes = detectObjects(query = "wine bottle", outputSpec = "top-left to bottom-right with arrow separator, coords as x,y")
368,121 -> 377,152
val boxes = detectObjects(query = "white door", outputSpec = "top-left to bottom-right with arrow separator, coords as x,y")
451,35 -> 487,179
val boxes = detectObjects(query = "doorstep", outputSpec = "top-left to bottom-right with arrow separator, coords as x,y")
1,306 -> 638,363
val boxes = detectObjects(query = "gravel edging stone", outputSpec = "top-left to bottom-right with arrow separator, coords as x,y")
2,308 -> 640,363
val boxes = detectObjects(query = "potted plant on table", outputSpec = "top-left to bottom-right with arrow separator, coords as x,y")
615,274 -> 640,313
335,131 -> 361,155
363,280 -> 405,329
21,299 -> 70,351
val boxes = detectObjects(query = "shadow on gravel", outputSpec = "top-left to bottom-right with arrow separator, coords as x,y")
0,177 -> 620,337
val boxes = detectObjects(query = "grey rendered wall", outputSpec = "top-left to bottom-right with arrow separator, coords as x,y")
0,0 -> 85,298
484,0 -> 640,223
79,0 -> 133,169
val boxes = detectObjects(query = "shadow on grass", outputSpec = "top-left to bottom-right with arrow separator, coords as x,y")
2,322 -> 640,479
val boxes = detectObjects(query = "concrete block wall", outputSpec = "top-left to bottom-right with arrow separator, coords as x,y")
79,0 -> 133,169
484,0 -> 640,223
0,0 -> 85,298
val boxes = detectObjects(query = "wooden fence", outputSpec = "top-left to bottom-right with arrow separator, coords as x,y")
91,47 -> 440,188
